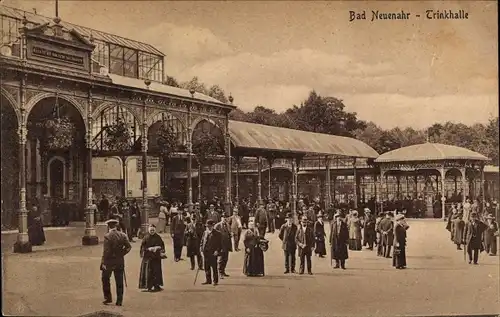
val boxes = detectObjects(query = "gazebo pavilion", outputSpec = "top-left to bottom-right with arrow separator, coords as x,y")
374,142 -> 490,219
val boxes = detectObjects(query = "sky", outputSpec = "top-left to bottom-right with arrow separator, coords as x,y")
3,0 -> 498,129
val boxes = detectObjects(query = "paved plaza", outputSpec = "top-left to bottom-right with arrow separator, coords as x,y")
2,219 -> 499,317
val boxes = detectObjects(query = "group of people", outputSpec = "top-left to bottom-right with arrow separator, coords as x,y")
446,202 -> 499,264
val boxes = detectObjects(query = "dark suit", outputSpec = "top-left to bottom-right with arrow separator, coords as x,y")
295,225 -> 315,274
170,214 -> 186,261
329,220 -> 349,268
279,223 -> 298,272
206,211 -> 221,224
101,229 -> 132,304
200,229 -> 222,284
463,220 -> 487,264
254,208 -> 268,237
378,218 -> 394,258
214,221 -> 233,275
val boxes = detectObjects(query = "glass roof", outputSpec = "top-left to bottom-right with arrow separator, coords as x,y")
228,120 -> 380,159
375,143 -> 489,163
0,5 -> 164,56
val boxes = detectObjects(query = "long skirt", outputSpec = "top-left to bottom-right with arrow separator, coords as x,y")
157,218 -> 167,233
348,238 -> 362,251
139,258 -> 164,289
28,220 -> 46,246
392,246 -> 407,268
315,239 -> 327,256
484,233 -> 497,255
243,247 -> 265,276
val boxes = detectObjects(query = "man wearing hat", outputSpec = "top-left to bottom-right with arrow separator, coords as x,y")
363,208 -> 376,250
393,214 -> 409,269
254,203 -> 269,238
215,212 -> 233,277
378,211 -> 395,258
200,219 -> 222,285
278,212 -> 298,273
170,207 -> 186,262
101,219 -> 132,306
330,212 -> 349,269
484,214 -> 498,256
463,211 -> 488,264
295,216 -> 315,274
228,207 -> 243,251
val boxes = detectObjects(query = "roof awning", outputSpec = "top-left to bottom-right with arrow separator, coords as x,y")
228,120 -> 379,159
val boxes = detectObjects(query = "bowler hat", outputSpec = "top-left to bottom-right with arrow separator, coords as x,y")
470,211 -> 478,218
285,212 -> 292,218
206,219 -> 215,226
486,214 -> 495,220
395,214 -> 405,221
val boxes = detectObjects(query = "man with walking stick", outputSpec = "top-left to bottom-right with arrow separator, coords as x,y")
101,219 -> 132,306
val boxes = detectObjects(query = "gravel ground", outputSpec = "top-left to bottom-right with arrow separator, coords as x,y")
2,219 -> 499,317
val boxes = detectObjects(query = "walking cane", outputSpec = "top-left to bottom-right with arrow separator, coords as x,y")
193,267 -> 200,285
123,270 -> 128,288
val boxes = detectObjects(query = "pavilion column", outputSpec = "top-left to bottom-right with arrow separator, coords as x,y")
235,157 -> 240,204
267,157 -> 274,200
325,156 -> 331,210
186,105 -> 193,212
257,156 -> 263,204
396,176 -> 401,200
480,165 -> 485,213
352,158 -> 358,210
224,119 -> 231,214
414,175 -> 418,198
13,120 -> 32,253
440,167 -> 446,220
460,166 -> 466,204
373,174 -> 378,206
82,89 -> 98,245
379,169 -> 385,213
197,164 -> 202,203
139,122 -> 149,238
332,175 -> 337,205
291,158 -> 297,219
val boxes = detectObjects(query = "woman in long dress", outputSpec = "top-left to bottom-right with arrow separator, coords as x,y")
393,214 -> 409,269
243,221 -> 265,277
348,210 -> 363,251
27,204 -> 46,246
157,201 -> 168,233
139,224 -> 166,292
313,213 -> 327,257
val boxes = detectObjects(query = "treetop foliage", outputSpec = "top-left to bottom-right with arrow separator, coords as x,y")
164,76 -> 499,165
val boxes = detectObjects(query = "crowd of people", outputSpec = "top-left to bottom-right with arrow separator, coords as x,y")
99,196 -> 420,306
446,201 -> 499,263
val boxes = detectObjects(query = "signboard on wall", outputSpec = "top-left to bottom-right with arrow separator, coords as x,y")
136,157 -> 160,172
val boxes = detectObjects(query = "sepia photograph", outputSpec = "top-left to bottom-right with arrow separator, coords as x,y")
0,1 -> 498,316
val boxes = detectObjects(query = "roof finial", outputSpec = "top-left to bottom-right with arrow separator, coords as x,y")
426,127 -> 430,143
228,94 -> 234,104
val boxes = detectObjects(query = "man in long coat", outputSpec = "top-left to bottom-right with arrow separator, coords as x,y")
200,220 -> 222,285
378,211 -> 394,258
214,212 -> 233,278
266,199 -> 277,233
227,207 -> 243,251
278,212 -> 298,273
170,209 -> 186,262
101,219 -> 132,306
254,203 -> 268,238
295,216 -> 315,275
463,212 -> 487,264
363,208 -> 376,250
329,213 -> 349,269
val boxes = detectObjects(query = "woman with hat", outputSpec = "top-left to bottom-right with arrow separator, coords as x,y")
451,210 -> 465,250
483,214 -> 498,256
139,224 -> 166,292
313,212 -> 327,258
243,219 -> 265,277
393,214 -> 409,269
329,212 -> 349,269
347,210 -> 363,251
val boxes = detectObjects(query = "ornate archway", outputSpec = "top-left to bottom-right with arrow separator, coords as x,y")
26,95 -> 87,221
1,92 -> 20,228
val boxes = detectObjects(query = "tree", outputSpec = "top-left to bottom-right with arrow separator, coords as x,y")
228,108 -> 250,122
284,91 -> 366,137
164,76 -> 180,88
207,85 -> 229,103
180,77 -> 208,95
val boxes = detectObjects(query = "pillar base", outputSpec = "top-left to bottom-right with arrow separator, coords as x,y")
13,240 -> 32,253
82,235 -> 99,246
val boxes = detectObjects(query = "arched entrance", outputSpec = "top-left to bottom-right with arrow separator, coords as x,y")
1,92 -> 20,228
26,95 -> 86,223
191,119 -> 225,203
